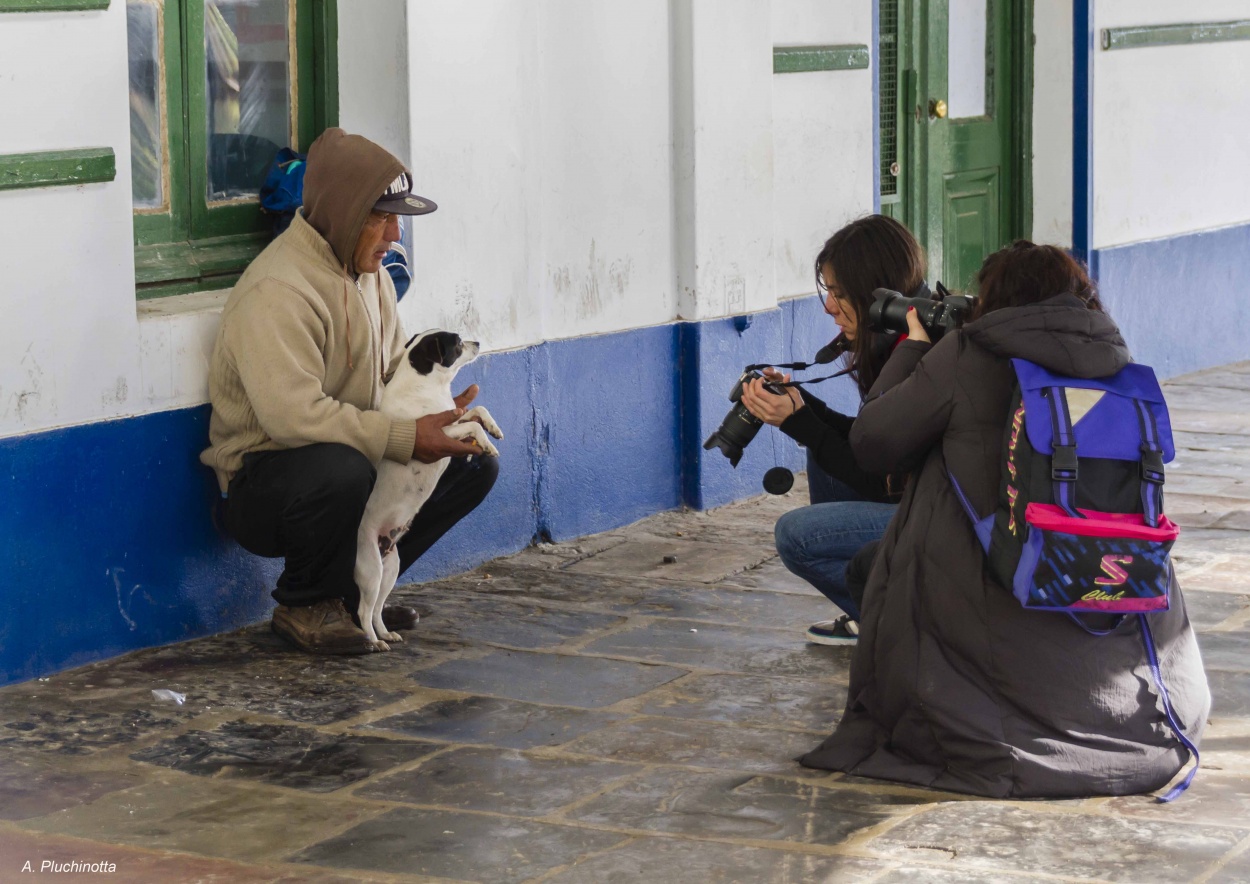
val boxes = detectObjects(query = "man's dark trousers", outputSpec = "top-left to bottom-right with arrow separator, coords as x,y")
222,443 -> 498,609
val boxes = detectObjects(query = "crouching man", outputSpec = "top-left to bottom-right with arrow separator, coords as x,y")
200,128 -> 497,655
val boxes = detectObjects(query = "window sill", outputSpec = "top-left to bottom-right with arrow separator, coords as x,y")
134,232 -> 268,301
136,287 -> 230,319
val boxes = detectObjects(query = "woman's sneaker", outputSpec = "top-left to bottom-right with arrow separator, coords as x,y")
806,615 -> 859,645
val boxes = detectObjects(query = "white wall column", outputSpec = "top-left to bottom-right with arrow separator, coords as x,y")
672,0 -> 776,320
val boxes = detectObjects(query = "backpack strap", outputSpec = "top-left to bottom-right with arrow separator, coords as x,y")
1066,611 -> 1199,801
1044,387 -> 1081,517
1133,399 -> 1165,529
1138,613 -> 1200,802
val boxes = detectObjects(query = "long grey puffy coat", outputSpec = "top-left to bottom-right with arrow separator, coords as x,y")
799,295 -> 1210,798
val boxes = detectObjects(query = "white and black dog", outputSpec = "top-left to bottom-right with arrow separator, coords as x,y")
354,330 -> 503,650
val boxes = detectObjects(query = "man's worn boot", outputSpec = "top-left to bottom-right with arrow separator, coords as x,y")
271,598 -> 375,655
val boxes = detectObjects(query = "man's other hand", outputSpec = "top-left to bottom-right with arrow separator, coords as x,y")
454,384 -> 479,410
413,409 -> 480,463
453,384 -> 493,429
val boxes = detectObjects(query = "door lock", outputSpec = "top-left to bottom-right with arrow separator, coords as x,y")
929,98 -> 948,119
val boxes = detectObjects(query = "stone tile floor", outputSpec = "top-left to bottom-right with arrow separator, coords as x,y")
3,363 -> 1250,883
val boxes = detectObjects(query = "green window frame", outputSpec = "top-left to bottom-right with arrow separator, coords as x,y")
128,0 -> 337,300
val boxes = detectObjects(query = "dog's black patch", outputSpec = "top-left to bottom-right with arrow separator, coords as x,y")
408,331 -> 463,375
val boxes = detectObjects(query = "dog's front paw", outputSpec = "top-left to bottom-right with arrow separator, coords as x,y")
370,639 -> 391,652
464,406 -> 504,440
379,630 -> 403,643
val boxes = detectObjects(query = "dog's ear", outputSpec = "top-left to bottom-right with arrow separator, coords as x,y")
433,332 -> 463,368
408,335 -> 440,375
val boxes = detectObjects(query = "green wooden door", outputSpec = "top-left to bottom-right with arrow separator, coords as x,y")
882,0 -> 1029,293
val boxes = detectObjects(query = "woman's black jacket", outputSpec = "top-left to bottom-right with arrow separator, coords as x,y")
776,346 -> 927,504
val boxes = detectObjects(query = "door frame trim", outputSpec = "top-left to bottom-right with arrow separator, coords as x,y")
1009,0 -> 1035,242
890,0 -> 1034,260
1073,0 -> 1095,269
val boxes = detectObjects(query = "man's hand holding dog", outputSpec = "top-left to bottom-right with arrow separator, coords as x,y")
411,385 -> 492,462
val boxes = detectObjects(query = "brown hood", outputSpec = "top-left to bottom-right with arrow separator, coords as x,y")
302,128 -> 407,274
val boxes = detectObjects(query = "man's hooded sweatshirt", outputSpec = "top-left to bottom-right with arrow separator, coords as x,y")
201,128 -> 417,492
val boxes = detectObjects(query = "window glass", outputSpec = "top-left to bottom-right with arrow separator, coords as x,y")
948,0 -> 988,119
127,0 -> 165,210
205,0 -> 292,202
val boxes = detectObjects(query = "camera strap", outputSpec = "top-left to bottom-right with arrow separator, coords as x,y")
771,366 -> 854,388
745,331 -> 854,388
744,360 -> 822,372
741,363 -> 855,388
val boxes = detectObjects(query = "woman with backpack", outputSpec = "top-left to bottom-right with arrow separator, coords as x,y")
740,215 -> 924,645
799,240 -> 1210,798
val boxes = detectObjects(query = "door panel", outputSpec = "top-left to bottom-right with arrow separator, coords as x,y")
887,0 -> 1023,293
943,167 -> 999,291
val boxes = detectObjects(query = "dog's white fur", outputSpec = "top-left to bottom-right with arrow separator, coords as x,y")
354,331 -> 502,650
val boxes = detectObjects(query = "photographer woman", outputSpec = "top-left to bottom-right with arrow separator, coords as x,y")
799,241 -> 1210,798
741,214 -> 925,645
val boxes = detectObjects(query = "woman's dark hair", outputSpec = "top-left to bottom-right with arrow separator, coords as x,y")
973,240 -> 1104,318
814,214 -> 926,396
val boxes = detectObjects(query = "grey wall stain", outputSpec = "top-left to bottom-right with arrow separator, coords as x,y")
102,376 -> 129,407
5,347 -> 44,422
552,242 -> 633,321
578,240 -> 603,319
608,256 -> 633,297
453,282 -> 484,339
550,265 -> 572,296
507,293 -> 520,333
725,274 -> 746,315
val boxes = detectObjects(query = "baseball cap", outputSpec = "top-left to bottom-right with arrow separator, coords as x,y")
374,171 -> 438,215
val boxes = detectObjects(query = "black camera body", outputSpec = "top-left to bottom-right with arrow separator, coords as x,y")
703,335 -> 850,468
702,370 -> 781,467
866,285 -> 976,341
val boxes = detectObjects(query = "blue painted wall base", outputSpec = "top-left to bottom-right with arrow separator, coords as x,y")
1095,222 -> 1250,378
0,298 -> 858,685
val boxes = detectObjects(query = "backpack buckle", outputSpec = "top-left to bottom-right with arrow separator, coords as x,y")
1051,444 -> 1078,481
1141,447 -> 1165,485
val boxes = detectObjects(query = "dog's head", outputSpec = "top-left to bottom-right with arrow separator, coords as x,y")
404,330 -> 480,377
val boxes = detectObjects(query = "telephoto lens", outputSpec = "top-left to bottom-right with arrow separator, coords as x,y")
703,371 -> 771,466
866,286 -> 977,341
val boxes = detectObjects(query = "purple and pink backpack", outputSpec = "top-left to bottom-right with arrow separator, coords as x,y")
950,358 -> 1199,801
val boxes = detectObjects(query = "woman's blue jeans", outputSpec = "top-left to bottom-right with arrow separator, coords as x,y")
774,450 -> 896,621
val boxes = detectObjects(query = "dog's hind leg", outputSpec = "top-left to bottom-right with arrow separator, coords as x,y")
372,550 -> 403,644
354,527 -> 389,650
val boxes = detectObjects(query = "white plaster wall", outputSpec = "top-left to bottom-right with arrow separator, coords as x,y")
537,1 -> 677,337
402,0 -> 677,351
1031,0 -> 1073,247
0,7 -> 139,438
338,0 -> 411,163
770,0 -> 874,299
1093,0 -> 1250,248
0,0 -> 877,438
